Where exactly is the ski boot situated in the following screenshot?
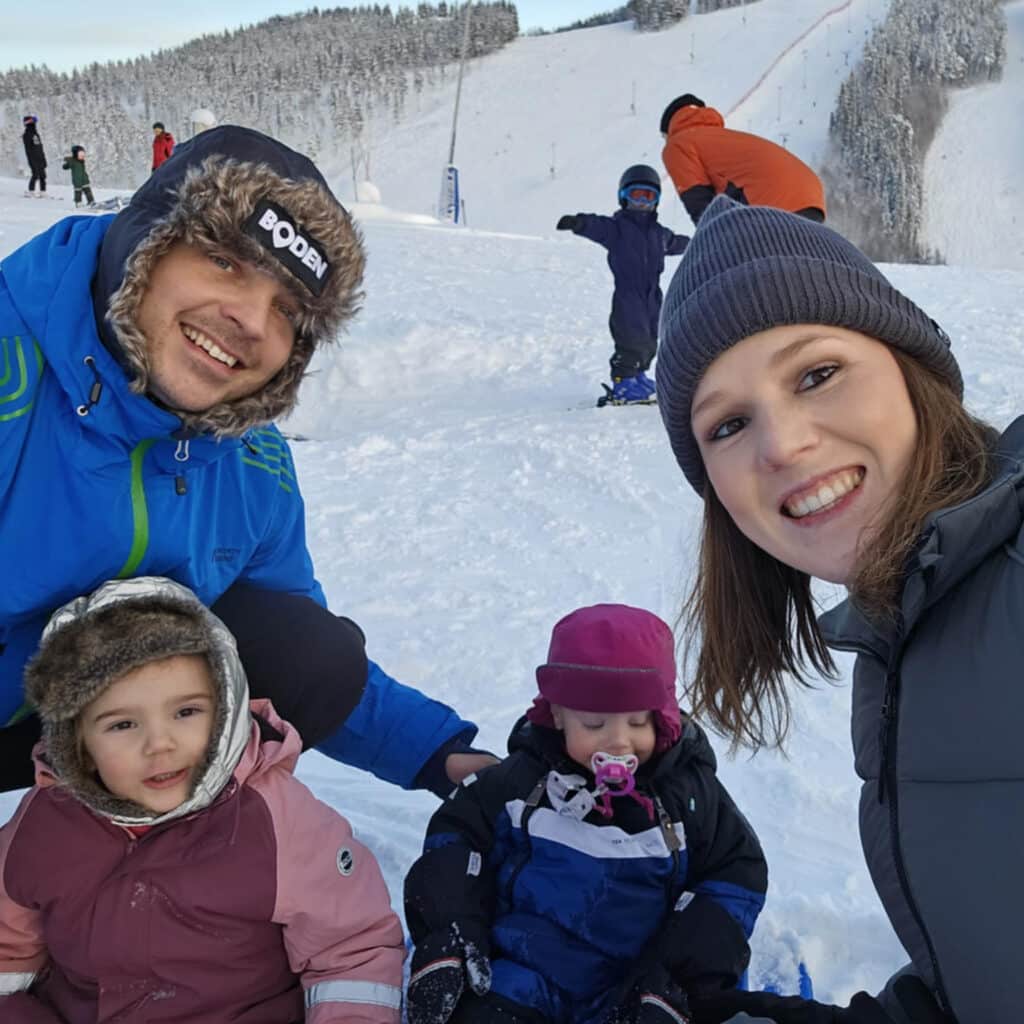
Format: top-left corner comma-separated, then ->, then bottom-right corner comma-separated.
598,373 -> 658,407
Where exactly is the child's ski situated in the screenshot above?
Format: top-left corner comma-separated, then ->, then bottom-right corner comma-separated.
596,384 -> 658,408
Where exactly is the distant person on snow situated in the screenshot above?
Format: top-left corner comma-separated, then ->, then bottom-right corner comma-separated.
62,144 -> 95,207
21,115 -> 47,196
659,94 -> 825,227
0,125 -> 496,808
404,603 -> 766,1024
557,164 -> 689,406
152,120 -> 175,171
0,577 -> 404,1023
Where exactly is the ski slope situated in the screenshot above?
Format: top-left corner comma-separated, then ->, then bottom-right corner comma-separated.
921,0 -> 1024,270
339,0 -> 889,238
2,0 -> 1023,1001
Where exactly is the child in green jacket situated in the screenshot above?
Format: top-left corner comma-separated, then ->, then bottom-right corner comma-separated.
62,145 -> 95,207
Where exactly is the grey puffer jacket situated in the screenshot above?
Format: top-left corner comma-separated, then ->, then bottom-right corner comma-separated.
818,415 -> 1024,1024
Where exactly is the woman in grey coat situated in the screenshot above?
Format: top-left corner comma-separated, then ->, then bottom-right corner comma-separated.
654,196 -> 1019,1024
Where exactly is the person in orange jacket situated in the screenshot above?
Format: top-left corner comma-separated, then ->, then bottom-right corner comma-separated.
659,94 -> 825,228
151,121 -> 175,170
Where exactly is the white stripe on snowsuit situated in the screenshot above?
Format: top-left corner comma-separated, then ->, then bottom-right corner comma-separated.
305,979 -> 403,1010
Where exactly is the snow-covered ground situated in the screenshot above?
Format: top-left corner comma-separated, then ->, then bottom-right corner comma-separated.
1,0 -> 1022,1002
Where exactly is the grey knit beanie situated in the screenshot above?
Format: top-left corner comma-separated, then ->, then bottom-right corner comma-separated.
656,196 -> 963,494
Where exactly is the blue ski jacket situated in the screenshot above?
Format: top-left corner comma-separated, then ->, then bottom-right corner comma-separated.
405,718 -> 766,1023
571,209 -> 688,347
0,214 -> 472,787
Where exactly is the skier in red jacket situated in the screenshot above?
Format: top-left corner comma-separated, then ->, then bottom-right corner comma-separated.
151,121 -> 175,171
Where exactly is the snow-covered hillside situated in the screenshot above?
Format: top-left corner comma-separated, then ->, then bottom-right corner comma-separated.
1,0 -> 1022,1002
922,0 -> 1024,270
344,0 -> 889,239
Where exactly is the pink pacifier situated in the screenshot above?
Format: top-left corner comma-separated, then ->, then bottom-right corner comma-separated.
592,752 -> 638,794
590,752 -> 653,819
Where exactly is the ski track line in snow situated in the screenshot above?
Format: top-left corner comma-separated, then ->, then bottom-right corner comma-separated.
726,0 -> 854,119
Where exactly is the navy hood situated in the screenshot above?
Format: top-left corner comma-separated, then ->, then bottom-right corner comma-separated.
92,126 -> 337,319
90,125 -> 366,437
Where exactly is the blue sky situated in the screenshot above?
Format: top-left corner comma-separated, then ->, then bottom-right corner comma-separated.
1,1 -> 619,74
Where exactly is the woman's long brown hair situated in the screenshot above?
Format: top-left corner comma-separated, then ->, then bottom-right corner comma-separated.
681,349 -> 998,751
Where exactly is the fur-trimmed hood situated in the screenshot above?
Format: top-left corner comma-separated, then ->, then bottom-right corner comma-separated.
92,125 -> 365,437
24,577 -> 252,826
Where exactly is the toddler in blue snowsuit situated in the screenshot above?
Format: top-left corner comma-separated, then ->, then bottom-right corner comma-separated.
557,165 -> 689,406
404,604 -> 766,1024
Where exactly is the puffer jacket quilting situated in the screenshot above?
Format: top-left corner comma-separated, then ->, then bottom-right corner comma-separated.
820,415 -> 1024,1024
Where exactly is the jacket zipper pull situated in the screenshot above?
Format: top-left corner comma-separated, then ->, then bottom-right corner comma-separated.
173,439 -> 190,496
877,673 -> 898,804
654,795 -> 681,852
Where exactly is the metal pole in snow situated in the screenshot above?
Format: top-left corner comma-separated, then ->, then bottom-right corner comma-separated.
447,2 -> 474,165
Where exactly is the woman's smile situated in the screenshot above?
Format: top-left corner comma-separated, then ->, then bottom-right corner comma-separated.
693,325 -> 918,584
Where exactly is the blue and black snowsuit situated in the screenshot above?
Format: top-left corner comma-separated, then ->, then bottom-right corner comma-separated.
569,209 -> 688,379
405,717 -> 766,1024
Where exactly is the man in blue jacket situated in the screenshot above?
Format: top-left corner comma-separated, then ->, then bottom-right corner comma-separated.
0,125 -> 493,795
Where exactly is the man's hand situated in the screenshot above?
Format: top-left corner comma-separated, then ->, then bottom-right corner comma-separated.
556,214 -> 580,231
690,977 -> 953,1024
690,990 -> 843,1023
445,751 -> 500,786
406,922 -> 492,1024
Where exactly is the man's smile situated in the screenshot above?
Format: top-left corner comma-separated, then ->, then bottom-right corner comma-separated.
181,323 -> 241,369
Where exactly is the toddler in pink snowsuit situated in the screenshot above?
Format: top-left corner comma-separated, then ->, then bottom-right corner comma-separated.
0,576 -> 404,1024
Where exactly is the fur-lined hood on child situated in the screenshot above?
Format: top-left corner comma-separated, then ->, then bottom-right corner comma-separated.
25,575 -> 255,825
0,577 -> 404,1024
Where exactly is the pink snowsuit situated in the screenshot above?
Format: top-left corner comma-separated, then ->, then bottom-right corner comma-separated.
0,581 -> 404,1024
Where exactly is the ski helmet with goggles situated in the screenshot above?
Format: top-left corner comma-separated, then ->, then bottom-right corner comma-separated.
618,164 -> 662,210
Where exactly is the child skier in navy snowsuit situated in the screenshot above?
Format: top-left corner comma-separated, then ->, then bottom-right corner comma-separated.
557,165 -> 689,406
404,604 -> 766,1024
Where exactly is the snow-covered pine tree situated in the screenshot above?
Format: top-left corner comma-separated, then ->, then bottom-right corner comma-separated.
824,0 -> 1006,261
0,2 -> 518,190
630,0 -> 690,32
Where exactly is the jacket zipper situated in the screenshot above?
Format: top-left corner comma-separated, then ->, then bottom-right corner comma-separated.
115,439 -> 157,578
506,777 -> 546,898
653,793 -> 681,904
876,642 -> 952,1011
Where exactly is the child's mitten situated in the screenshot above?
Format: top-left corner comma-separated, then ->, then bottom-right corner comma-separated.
406,921 -> 491,1024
